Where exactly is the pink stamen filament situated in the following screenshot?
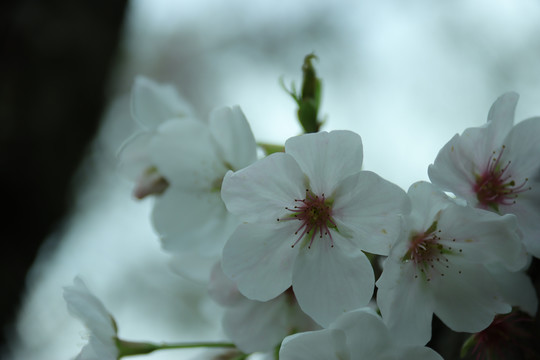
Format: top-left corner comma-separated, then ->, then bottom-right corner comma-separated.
404,222 -> 462,281
474,146 -> 531,210
277,189 -> 336,249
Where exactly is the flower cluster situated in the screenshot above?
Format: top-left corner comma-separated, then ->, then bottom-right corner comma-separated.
118,76 -> 258,282
64,70 -> 539,360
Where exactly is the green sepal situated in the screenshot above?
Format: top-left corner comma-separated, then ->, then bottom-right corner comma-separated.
116,338 -> 159,358
460,333 -> 477,358
273,342 -> 281,360
258,142 -> 285,155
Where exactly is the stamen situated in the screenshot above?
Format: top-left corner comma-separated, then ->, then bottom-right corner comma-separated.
404,221 -> 462,280
280,189 -> 337,249
474,145 -> 531,211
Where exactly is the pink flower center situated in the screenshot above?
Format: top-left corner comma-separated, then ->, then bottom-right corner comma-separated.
474,145 -> 531,211
404,220 -> 462,281
277,189 -> 337,249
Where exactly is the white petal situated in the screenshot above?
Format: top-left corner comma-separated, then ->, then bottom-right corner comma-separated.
64,278 -> 118,360
63,277 -> 116,338
333,171 -> 409,255
152,189 -> 237,256
331,308 -> 390,359
487,264 -> 538,316
406,181 -> 453,230
504,117 -> 540,176
485,92 -> 518,144
376,257 -> 435,346
437,205 -> 525,271
170,252 -> 220,284
149,119 -> 225,190
509,193 -> 540,257
223,295 -> 291,353
131,76 -> 195,129
428,128 -> 492,205
209,106 -> 257,171
208,261 -> 244,306
292,236 -> 374,327
279,329 -> 349,360
221,153 -> 306,223
469,93 -> 515,163
432,261 -> 511,333
428,134 -> 475,201
399,347 -> 444,360
116,131 -> 154,181
76,335 -> 118,360
222,223 -> 298,301
285,131 -> 363,196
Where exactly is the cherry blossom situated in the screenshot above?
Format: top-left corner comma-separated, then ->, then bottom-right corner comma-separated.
279,308 -> 443,360
64,277 -> 119,360
117,76 -> 196,198
376,181 -> 526,346
118,77 -> 258,280
428,92 -> 540,257
221,130 -> 409,326
149,106 -> 257,262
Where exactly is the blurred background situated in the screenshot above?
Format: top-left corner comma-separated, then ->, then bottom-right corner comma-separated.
2,0 -> 540,359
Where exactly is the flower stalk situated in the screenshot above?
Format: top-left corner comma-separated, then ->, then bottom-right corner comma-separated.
116,338 -> 237,358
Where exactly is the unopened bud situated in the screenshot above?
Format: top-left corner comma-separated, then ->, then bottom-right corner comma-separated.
281,53 -> 323,134
460,310 -> 536,359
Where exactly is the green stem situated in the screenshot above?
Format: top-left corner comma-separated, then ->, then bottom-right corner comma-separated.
154,341 -> 236,350
116,338 -> 236,358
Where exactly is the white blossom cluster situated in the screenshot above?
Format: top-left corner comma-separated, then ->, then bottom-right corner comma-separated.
64,77 -> 540,360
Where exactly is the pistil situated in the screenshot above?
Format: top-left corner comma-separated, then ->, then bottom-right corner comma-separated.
474,146 -> 531,211
404,220 -> 459,281
277,189 -> 337,249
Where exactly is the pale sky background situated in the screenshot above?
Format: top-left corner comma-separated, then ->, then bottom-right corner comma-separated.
6,0 -> 540,359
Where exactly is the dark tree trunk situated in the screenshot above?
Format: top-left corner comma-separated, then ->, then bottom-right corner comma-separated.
0,0 -> 128,349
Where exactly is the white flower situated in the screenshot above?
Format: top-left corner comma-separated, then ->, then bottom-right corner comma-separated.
117,76 -> 196,198
279,308 -> 443,360
376,181 -> 525,346
118,77 -> 258,280
208,262 -> 318,353
64,277 -> 118,360
428,92 -> 540,257
149,106 -> 257,261
221,130 -> 409,326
